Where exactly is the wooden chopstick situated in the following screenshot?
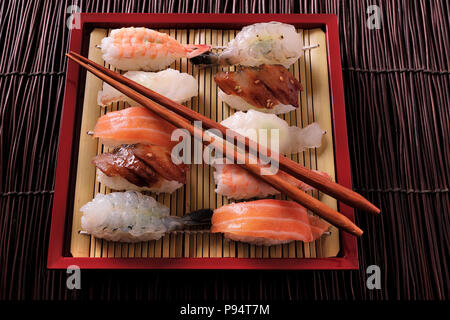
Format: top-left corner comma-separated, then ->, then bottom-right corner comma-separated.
66,52 -> 364,237
68,51 -> 380,216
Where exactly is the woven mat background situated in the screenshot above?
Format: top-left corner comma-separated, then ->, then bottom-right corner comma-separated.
0,0 -> 448,300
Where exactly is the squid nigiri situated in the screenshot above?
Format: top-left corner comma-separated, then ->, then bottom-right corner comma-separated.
98,69 -> 198,106
80,191 -> 212,242
215,64 -> 303,114
100,27 -> 209,71
211,199 -> 330,246
213,161 -> 331,200
93,144 -> 188,194
190,22 -> 303,68
220,109 -> 324,154
93,106 -> 178,148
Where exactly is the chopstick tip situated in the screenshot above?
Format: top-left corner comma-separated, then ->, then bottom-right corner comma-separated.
354,228 -> 363,237
366,203 -> 381,215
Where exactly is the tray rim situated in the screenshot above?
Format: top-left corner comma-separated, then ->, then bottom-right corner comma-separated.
48,13 -> 358,270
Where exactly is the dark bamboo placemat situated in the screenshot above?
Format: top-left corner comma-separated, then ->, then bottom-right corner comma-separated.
0,0 -> 448,300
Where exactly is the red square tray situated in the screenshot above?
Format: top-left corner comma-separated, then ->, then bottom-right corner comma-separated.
47,13 -> 358,269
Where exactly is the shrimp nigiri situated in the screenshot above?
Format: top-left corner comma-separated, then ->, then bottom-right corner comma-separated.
213,161 -> 331,200
190,22 -> 303,68
100,27 -> 209,71
93,106 -> 178,148
211,199 -> 330,246
80,191 -> 213,242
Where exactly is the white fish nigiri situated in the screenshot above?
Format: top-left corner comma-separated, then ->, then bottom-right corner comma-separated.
222,22 -> 303,67
191,22 -> 303,68
80,191 -> 212,243
220,109 -> 324,154
97,69 -> 198,106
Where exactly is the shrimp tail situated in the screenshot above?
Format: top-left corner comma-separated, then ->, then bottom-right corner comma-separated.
181,209 -> 214,226
162,209 -> 213,232
185,44 -> 212,58
189,51 -> 222,67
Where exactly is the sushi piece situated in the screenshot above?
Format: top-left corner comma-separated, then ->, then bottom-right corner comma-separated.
93,106 -> 178,148
97,69 -> 198,106
100,27 -> 209,71
218,91 -> 295,115
190,22 -> 303,68
96,170 -> 183,194
80,191 -> 213,242
213,161 -> 331,200
93,144 -> 188,194
211,199 -> 330,245
220,109 -> 324,154
215,64 -> 302,114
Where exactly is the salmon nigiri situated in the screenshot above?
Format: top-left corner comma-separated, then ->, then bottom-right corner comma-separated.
213,161 -> 331,200
93,106 -> 178,148
211,199 -> 330,245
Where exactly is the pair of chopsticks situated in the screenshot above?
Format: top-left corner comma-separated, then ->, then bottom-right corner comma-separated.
67,51 -> 380,237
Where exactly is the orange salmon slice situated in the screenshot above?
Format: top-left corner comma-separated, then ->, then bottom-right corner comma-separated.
93,106 -> 179,148
212,199 -> 330,243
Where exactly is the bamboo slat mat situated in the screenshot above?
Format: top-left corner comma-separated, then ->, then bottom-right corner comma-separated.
69,27 -> 339,259
0,0 -> 448,300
